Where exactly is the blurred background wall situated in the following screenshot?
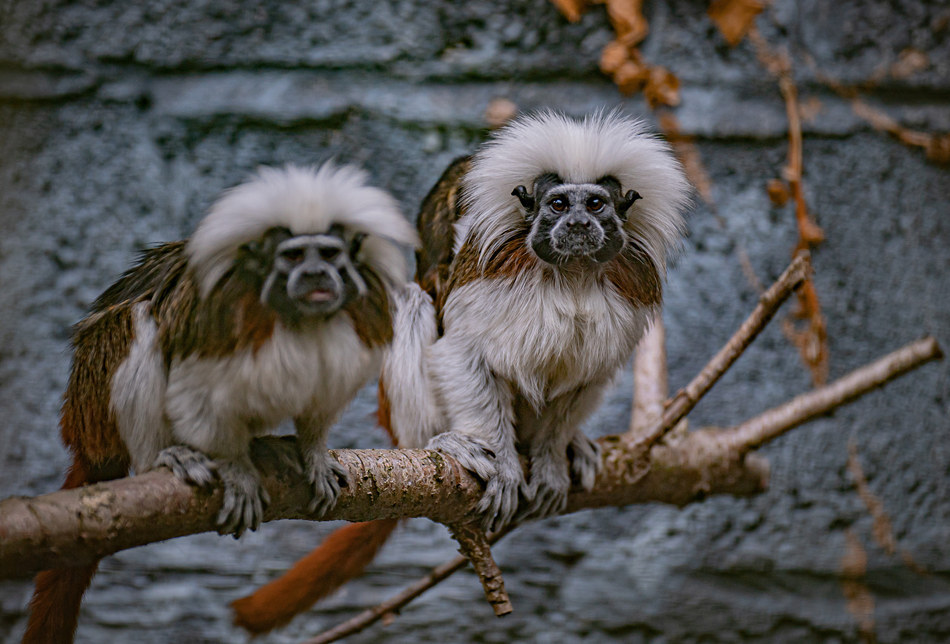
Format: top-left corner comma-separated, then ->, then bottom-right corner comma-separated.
1,1 -> 948,642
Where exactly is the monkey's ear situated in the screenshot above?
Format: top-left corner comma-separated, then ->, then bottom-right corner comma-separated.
617,189 -> 642,221
512,185 -> 535,212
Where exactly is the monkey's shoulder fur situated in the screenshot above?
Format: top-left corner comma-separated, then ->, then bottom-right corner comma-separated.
64,239 -> 392,470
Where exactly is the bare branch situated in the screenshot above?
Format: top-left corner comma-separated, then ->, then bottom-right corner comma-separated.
448,523 -> 512,616
628,251 -> 811,452
0,429 -> 770,580
722,337 -> 942,453
629,311 -> 668,437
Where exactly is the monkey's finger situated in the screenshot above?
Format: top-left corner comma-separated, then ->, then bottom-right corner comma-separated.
328,456 -> 349,488
154,445 -> 219,490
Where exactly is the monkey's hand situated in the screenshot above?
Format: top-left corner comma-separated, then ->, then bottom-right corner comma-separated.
154,444 -> 218,489
567,431 -> 602,492
302,449 -> 348,516
216,457 -> 269,539
427,432 -> 523,533
516,450 -> 571,522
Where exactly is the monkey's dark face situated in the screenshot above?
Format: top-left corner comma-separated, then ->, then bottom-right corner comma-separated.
513,174 -> 640,266
239,225 -> 367,325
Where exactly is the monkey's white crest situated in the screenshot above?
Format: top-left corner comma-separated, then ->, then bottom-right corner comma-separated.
188,163 -> 418,295
457,110 -> 690,272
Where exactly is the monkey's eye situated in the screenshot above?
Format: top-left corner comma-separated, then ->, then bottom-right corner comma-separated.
320,246 -> 342,261
550,197 -> 567,212
280,248 -> 305,264
587,197 -> 605,213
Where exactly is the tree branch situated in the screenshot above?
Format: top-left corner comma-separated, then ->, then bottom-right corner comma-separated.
627,250 -> 811,452
629,311 -> 668,437
0,427 -> 771,580
722,336 -> 943,453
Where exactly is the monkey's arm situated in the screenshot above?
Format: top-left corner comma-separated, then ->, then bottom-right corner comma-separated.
294,413 -> 349,515
426,335 -> 523,533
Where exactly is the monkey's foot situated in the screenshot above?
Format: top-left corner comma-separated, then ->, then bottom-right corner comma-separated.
304,450 -> 348,516
567,432 -> 602,491
154,444 -> 217,489
216,459 -> 270,539
427,432 -> 522,533
516,455 -> 570,522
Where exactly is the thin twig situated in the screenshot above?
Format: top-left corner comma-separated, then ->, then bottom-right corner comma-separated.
629,311 -> 668,437
302,529 -> 511,644
748,24 -> 829,385
448,523 -> 512,617
628,251 -> 811,451
723,337 -> 942,453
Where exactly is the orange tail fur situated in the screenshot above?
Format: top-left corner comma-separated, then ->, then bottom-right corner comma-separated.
23,457 -> 128,644
231,519 -> 400,634
231,382 -> 401,634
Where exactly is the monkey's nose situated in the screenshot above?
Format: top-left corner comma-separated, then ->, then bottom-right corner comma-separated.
566,215 -> 592,229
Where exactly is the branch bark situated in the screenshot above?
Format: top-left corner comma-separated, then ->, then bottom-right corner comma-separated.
0,428 -> 769,580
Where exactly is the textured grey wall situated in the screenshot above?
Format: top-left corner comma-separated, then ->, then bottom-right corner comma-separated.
1,1 -> 948,642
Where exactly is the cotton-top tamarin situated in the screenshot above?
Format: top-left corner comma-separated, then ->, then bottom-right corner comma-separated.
231,111 -> 690,633
22,163 -> 417,644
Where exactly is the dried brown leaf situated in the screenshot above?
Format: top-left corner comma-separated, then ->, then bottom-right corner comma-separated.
549,0 -> 589,22
766,178 -> 790,206
613,58 -> 650,94
606,0 -> 648,45
600,39 -> 629,74
484,98 -> 518,129
643,65 -> 681,108
783,279 -> 828,386
708,0 -> 765,47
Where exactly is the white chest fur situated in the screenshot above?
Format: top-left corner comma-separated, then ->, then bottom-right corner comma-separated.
165,317 -> 378,431
113,303 -> 379,468
440,271 -> 653,408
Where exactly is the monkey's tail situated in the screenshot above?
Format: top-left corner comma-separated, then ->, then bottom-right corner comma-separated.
22,457 -> 127,644
380,282 -> 442,448
231,519 -> 400,634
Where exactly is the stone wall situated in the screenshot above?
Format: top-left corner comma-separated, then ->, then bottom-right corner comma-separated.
1,1 -> 948,642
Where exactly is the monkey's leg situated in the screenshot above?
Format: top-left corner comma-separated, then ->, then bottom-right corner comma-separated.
154,443 -> 267,537
566,430 -> 603,492
295,415 -> 348,516
427,341 -> 522,533
216,455 -> 270,538
517,383 -> 607,522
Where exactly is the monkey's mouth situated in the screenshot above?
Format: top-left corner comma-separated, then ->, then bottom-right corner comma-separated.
305,288 -> 337,303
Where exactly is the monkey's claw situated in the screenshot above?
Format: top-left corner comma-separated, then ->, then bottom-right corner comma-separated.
216,459 -> 269,539
516,455 -> 571,522
427,432 -> 522,532
154,444 -> 217,489
477,471 -> 523,533
304,451 -> 348,516
567,432 -> 602,491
